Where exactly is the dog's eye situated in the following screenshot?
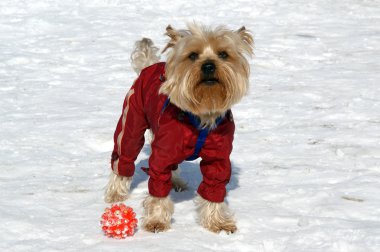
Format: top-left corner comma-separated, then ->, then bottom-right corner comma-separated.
188,52 -> 199,61
218,51 -> 228,59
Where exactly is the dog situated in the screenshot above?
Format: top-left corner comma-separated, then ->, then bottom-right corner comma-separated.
104,23 -> 253,234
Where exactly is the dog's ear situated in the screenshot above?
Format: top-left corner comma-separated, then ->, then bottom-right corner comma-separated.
162,25 -> 182,53
236,26 -> 254,56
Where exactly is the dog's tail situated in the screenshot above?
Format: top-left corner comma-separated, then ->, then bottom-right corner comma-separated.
130,38 -> 160,75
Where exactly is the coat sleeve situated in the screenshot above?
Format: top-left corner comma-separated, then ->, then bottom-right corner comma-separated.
197,119 -> 235,202
111,74 -> 149,177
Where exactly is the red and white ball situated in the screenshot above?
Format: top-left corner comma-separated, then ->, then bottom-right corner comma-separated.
100,203 -> 138,239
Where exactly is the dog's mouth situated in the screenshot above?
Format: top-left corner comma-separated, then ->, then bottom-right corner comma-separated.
200,77 -> 219,86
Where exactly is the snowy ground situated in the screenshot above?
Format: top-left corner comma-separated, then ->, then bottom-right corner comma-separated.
1,0 -> 380,251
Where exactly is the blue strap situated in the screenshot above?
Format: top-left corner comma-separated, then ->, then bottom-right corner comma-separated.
185,111 -> 202,130
185,128 -> 209,161
160,98 -> 224,161
185,111 -> 224,161
160,98 -> 170,114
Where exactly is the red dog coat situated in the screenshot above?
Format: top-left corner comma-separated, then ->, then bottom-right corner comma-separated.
111,62 -> 235,202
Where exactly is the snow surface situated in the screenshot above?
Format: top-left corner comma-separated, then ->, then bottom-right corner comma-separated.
1,0 -> 380,251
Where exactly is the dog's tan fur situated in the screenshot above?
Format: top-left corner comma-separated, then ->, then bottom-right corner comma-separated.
131,38 -> 160,74
195,195 -> 237,233
142,195 -> 174,232
104,23 -> 253,233
104,173 -> 132,203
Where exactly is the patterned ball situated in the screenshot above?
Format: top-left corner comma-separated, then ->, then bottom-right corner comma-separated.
100,203 -> 138,238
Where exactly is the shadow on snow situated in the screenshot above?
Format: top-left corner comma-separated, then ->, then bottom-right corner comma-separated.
130,145 -> 241,204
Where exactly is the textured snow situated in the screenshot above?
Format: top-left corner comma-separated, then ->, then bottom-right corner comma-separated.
1,0 -> 380,251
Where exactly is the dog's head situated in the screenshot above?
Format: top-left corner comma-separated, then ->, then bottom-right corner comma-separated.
160,23 -> 254,121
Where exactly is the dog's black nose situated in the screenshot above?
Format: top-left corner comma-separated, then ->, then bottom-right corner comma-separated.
201,62 -> 216,75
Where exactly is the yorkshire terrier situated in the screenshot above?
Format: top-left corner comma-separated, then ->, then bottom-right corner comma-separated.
104,23 -> 253,234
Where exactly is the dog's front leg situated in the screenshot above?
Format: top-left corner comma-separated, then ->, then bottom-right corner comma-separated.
196,156 -> 237,234
195,195 -> 237,234
142,194 -> 174,232
104,173 -> 133,203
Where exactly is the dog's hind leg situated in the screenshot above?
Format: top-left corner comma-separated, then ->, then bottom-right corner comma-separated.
171,167 -> 188,192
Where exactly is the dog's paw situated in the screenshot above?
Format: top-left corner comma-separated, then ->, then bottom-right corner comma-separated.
142,195 -> 174,233
104,191 -> 128,203
143,221 -> 170,233
200,215 -> 238,234
171,169 -> 188,192
172,180 -> 188,192
195,196 -> 237,234
207,222 -> 237,234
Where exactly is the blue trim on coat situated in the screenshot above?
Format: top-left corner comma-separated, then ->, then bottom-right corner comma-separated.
161,98 -> 224,161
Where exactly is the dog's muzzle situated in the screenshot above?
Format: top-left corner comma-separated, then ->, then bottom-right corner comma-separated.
201,61 -> 218,85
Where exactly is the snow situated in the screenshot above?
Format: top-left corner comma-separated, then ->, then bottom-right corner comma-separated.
1,0 -> 380,251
